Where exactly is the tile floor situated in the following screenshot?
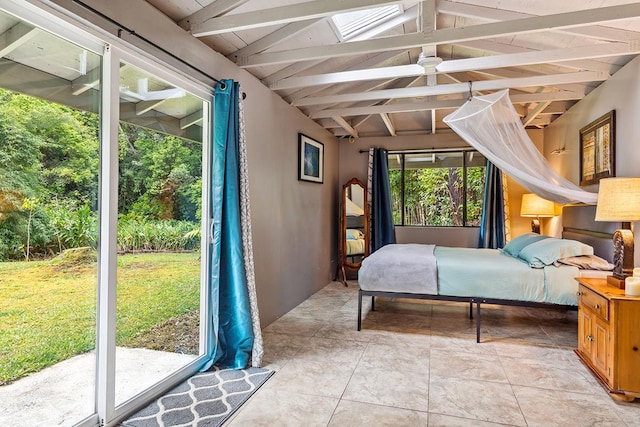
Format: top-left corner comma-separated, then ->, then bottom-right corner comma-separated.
225,281 -> 640,426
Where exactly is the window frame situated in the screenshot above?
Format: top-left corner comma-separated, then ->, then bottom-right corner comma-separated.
329,5 -> 403,41
389,149 -> 485,228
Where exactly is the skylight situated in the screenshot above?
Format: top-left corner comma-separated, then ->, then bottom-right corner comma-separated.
331,5 -> 402,41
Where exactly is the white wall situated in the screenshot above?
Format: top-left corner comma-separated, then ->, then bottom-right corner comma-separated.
50,0 -> 340,327
545,55 -> 640,264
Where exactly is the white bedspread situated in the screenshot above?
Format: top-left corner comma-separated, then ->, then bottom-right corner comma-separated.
358,244 -> 438,294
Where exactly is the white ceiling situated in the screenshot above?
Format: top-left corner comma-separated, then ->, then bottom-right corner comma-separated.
145,0 -> 640,139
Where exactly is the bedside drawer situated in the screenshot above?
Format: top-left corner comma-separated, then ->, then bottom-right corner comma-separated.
579,285 -> 609,320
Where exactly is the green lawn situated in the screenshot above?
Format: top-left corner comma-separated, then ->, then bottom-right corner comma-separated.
0,252 -> 200,385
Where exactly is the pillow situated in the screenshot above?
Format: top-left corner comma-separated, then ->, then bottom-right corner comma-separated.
500,233 -> 550,258
554,254 -> 614,270
518,238 -> 594,268
346,229 -> 363,240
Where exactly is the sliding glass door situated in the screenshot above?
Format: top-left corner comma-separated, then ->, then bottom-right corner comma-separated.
114,60 -> 207,407
0,8 -> 102,425
0,2 -> 212,425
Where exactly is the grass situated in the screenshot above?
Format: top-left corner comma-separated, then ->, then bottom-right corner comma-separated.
0,252 -> 200,385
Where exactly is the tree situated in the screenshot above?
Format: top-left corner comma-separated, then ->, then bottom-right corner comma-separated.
21,197 -> 39,261
0,87 -> 203,260
0,90 -> 43,209
118,123 -> 201,220
24,100 -> 99,206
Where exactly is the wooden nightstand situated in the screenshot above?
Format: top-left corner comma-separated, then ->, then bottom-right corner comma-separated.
575,277 -> 640,402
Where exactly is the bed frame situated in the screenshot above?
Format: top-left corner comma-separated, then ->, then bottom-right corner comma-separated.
357,205 -> 617,343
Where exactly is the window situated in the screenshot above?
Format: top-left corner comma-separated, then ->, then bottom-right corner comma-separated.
331,5 -> 402,40
388,150 -> 487,227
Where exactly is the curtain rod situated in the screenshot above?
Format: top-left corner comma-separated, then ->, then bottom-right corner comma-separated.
70,0 -> 247,100
359,147 -> 476,154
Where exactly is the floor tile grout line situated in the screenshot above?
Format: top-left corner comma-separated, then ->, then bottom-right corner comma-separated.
325,341 -> 372,426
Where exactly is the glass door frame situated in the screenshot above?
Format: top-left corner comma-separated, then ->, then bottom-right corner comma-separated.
0,1 -> 214,426
101,44 -> 213,426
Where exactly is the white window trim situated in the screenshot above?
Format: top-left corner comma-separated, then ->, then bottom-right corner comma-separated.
330,4 -> 403,41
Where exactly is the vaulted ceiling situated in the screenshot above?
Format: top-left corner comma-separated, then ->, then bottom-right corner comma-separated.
146,0 -> 640,139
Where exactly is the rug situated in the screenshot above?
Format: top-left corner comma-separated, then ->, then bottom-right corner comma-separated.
121,366 -> 273,427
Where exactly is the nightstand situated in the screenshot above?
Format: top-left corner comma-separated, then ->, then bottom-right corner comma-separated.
575,277 -> 640,402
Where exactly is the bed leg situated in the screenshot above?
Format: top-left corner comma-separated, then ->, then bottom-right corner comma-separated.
371,296 -> 375,311
476,302 -> 481,343
357,291 -> 363,331
469,302 -> 473,319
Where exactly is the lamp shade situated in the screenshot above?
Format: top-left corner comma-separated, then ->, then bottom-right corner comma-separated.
595,177 -> 640,221
520,193 -> 556,217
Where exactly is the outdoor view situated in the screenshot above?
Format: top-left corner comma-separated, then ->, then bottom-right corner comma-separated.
388,151 -> 486,226
0,6 -> 210,424
0,87 -> 203,415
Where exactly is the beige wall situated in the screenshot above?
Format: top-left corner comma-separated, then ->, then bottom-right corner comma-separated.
51,0 -> 340,327
507,129 -> 548,238
544,55 -> 640,264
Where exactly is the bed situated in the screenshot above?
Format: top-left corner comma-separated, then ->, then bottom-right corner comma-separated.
345,228 -> 365,256
345,197 -> 366,257
356,205 -> 616,342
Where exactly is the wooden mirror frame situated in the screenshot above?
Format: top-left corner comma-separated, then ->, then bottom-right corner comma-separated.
337,177 -> 369,286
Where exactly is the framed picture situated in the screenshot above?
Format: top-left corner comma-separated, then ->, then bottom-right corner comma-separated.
579,110 -> 615,186
298,133 -> 324,183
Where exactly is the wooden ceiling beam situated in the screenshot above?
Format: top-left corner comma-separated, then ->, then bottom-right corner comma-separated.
178,0 -> 250,30
295,70 -> 606,107
332,116 -> 359,137
229,19 -> 323,59
270,42 -> 631,90
380,113 -> 397,136
437,0 -> 640,42
238,3 -> 640,67
309,90 -> 584,119
457,39 -> 615,74
0,22 -> 39,57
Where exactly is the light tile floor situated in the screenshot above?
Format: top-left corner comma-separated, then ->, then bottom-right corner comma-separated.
226,281 -> 640,426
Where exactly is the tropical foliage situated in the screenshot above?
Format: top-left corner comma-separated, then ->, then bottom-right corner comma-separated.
389,160 -> 486,227
0,88 -> 202,260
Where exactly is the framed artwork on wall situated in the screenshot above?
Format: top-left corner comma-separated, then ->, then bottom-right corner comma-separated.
298,133 -> 324,183
579,110 -> 615,186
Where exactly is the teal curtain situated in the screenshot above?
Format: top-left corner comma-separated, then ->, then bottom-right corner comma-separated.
204,79 -> 254,370
478,160 -> 506,249
371,148 -> 396,251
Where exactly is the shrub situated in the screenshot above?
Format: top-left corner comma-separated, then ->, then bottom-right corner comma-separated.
117,218 -> 200,253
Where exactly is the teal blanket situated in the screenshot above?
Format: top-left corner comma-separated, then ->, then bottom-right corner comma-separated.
436,246 -> 579,305
358,245 -> 580,306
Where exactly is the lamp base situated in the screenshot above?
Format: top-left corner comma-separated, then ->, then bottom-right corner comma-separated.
607,275 -> 626,289
530,219 -> 540,234
609,228 -> 634,290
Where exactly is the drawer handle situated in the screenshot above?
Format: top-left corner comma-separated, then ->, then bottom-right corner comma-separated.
594,303 -> 601,309
576,291 -> 583,296
587,335 -> 594,342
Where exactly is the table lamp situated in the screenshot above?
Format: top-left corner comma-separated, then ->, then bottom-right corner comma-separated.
520,193 -> 557,234
595,177 -> 640,288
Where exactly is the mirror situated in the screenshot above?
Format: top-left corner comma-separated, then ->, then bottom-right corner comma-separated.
337,177 -> 369,286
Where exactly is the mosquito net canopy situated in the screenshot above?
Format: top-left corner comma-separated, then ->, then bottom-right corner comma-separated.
443,89 -> 598,205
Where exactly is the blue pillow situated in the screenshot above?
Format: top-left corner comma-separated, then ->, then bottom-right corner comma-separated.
500,233 -> 549,258
518,238 -> 594,268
